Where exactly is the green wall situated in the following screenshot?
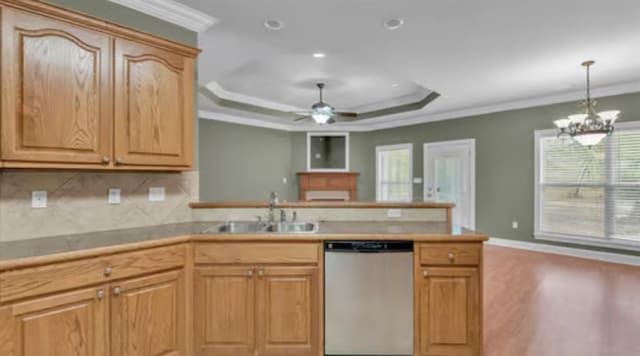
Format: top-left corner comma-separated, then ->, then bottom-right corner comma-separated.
199,120 -> 297,201
44,0 -> 197,46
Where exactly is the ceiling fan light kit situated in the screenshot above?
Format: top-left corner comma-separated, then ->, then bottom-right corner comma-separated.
295,83 -> 359,125
554,60 -> 620,146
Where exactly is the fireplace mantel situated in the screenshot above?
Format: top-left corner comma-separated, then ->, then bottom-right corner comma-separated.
297,172 -> 359,201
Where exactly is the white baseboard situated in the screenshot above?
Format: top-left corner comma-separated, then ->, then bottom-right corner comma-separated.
488,237 -> 640,267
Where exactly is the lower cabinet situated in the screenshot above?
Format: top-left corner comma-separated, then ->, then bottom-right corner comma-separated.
0,270 -> 185,356
2,287 -> 107,356
111,270 -> 186,356
417,267 -> 481,356
194,265 -> 320,356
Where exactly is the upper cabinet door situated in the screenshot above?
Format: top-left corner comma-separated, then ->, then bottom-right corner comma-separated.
0,8 -> 112,165
114,39 -> 194,169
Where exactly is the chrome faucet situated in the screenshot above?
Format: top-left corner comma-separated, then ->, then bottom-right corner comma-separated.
268,192 -> 279,224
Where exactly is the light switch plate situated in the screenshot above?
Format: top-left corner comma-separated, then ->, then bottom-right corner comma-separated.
282,177 -> 288,184
512,221 -> 519,229
148,187 -> 165,202
108,188 -> 121,205
32,190 -> 47,208
387,209 -> 403,218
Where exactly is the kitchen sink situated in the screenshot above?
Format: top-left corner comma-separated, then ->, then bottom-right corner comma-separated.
205,221 -> 318,234
265,222 -> 318,233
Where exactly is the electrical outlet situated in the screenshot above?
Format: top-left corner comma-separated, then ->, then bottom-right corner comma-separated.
108,188 -> 121,205
32,190 -> 47,208
148,187 -> 165,202
512,221 -> 519,229
387,209 -> 403,218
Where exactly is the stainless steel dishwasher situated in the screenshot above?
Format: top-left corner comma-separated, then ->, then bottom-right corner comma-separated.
324,240 -> 413,356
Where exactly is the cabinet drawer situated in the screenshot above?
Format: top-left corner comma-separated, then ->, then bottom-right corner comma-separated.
195,242 -> 320,264
0,245 -> 185,303
419,243 -> 481,266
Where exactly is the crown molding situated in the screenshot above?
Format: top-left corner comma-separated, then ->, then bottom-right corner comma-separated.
205,82 -> 305,113
108,0 -> 217,32
198,81 -> 640,132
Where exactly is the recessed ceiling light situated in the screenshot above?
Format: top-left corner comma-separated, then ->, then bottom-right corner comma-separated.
391,83 -> 400,88
264,20 -> 284,31
313,53 -> 326,59
384,18 -> 405,30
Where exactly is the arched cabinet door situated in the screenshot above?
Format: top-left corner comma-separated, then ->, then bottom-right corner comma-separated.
114,39 -> 194,169
1,7 -> 112,165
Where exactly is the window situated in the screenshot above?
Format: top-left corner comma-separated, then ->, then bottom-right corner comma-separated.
376,144 -> 413,202
535,122 -> 640,250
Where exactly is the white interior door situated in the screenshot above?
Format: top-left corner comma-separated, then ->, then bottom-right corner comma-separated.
424,140 -> 475,229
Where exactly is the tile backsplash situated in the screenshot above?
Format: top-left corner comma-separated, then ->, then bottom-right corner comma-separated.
0,170 -> 198,242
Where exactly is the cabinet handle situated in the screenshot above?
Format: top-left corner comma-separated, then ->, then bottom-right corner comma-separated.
113,287 -> 122,296
96,289 -> 105,300
448,252 -> 455,261
102,156 -> 110,164
258,269 -> 264,278
423,270 -> 429,278
104,266 -> 113,277
115,158 -> 124,165
247,270 -> 253,277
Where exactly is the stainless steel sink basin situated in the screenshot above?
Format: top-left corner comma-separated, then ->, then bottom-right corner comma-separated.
205,221 -> 318,234
265,222 -> 318,233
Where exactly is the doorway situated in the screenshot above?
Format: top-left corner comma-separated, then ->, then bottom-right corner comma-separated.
423,139 -> 476,229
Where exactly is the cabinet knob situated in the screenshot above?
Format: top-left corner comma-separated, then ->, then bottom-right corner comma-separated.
423,270 -> 429,278
102,156 -> 110,164
96,289 -> 105,300
112,287 -> 122,296
115,158 -> 124,165
247,270 -> 253,277
258,269 -> 264,278
104,266 -> 113,277
448,252 -> 455,261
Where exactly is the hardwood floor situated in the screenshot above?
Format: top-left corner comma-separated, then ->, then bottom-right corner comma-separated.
484,245 -> 640,356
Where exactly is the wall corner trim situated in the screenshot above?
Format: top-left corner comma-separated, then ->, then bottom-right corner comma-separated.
108,0 -> 217,32
488,237 -> 640,266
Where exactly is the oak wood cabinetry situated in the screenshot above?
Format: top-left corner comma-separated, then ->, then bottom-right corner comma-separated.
194,242 -> 323,356
0,244 -> 189,356
415,243 -> 483,356
0,0 -> 198,171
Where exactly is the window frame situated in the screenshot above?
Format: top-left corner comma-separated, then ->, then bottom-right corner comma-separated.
534,121 -> 640,251
375,143 -> 413,202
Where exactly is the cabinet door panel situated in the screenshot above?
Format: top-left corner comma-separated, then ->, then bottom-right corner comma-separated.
111,270 -> 185,356
418,267 -> 480,356
114,39 -> 193,168
194,267 -> 255,356
1,8 -> 111,165
256,266 -> 319,356
0,287 -> 107,356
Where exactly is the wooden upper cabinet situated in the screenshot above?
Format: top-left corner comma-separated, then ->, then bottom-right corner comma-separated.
255,266 -> 319,356
110,270 -> 186,356
114,39 -> 194,169
0,7 -> 112,166
0,287 -> 107,356
418,267 -> 480,356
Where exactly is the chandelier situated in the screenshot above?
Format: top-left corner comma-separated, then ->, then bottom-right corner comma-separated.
554,60 -> 620,146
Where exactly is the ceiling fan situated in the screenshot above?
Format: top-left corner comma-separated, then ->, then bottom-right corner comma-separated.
294,83 -> 358,124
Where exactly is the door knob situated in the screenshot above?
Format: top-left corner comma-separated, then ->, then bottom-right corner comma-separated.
247,270 -> 253,277
422,270 -> 429,278
115,158 -> 124,165
258,269 -> 264,278
96,289 -> 105,300
104,266 -> 113,277
448,252 -> 455,261
112,287 -> 122,296
102,156 -> 110,164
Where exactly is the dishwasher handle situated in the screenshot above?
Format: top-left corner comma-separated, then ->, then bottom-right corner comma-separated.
325,240 -> 413,253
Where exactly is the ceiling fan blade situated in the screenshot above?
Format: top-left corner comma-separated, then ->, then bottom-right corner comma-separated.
294,115 -> 312,122
334,111 -> 358,118
327,118 -> 337,124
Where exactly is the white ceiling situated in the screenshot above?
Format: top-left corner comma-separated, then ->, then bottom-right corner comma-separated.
176,0 -> 640,130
